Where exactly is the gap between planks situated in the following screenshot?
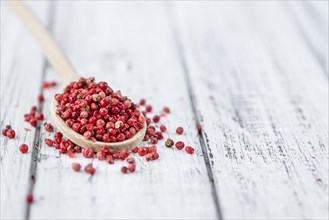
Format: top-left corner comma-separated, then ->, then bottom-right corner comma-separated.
166,3 -> 223,219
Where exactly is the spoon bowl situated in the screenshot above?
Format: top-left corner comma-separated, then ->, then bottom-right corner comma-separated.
50,87 -> 147,152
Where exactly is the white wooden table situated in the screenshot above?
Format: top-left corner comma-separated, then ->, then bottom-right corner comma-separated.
1,1 -> 328,219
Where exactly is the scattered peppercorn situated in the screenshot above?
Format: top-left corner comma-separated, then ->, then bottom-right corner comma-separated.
84,163 -> 96,174
121,166 -> 128,173
127,163 -> 136,172
26,193 -> 33,204
165,138 -> 174,148
185,146 -> 194,154
44,122 -> 54,132
38,94 -> 44,102
138,147 -> 148,156
6,129 -> 16,139
162,106 -> 170,113
19,144 -> 29,153
175,141 -> 185,150
72,162 -> 81,171
160,124 -> 167,132
176,127 -> 184,135
145,105 -> 152,112
153,115 -> 160,123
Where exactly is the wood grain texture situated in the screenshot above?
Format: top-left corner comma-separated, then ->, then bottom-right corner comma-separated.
1,1 -> 328,219
28,2 -> 218,219
0,2 -> 49,219
172,1 -> 328,219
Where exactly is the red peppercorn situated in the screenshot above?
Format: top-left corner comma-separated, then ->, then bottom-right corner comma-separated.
2,128 -> 8,136
162,106 -> 170,113
19,144 -> 29,153
175,141 -> 185,150
96,151 -> 105,160
131,147 -> 139,153
138,147 -> 148,156
38,94 -> 44,102
44,138 -> 53,146
82,147 -> 94,158
6,129 -> 15,139
160,125 -> 167,132
36,113 -> 44,120
153,115 -> 160,123
121,166 -> 128,173
44,122 -> 54,132
127,163 -> 136,172
26,193 -> 33,204
54,132 -> 63,140
106,154 -> 114,164
30,118 -> 38,127
84,163 -> 96,175
150,137 -> 158,144
72,162 -> 81,171
145,153 -> 153,161
152,152 -> 159,160
176,127 -> 184,135
185,146 -> 195,154
145,105 -> 152,112
139,99 -> 146,105
148,145 -> 157,153
153,131 -> 164,140
126,157 -> 135,164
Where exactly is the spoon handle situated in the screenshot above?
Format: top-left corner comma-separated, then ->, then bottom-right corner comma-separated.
6,1 -> 80,84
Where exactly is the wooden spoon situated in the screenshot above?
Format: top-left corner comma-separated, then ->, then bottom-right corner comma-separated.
7,1 -> 146,151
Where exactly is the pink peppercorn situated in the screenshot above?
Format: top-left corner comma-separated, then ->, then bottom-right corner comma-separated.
185,146 -> 194,154
82,147 -> 94,158
84,163 -> 96,175
131,147 -> 139,153
44,139 -> 53,146
146,105 -> 152,112
176,127 -> 184,135
127,163 -> 136,172
150,137 -> 158,144
145,153 -> 153,161
126,157 -> 135,164
26,193 -> 33,204
19,144 -> 29,153
160,124 -> 167,132
139,99 -> 146,105
162,106 -> 170,113
38,94 -> 44,102
30,118 -> 38,127
138,147 -> 148,156
148,145 -> 157,153
72,162 -> 81,171
44,122 -> 54,132
2,128 -> 8,136
153,115 -> 160,123
106,154 -> 114,164
152,152 -> 159,160
6,129 -> 16,139
36,113 -> 44,120
175,141 -> 185,150
121,166 -> 128,173
96,151 -> 105,160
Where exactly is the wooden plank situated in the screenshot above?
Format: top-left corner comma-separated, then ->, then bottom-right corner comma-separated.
29,2 -> 218,219
0,1 -> 50,219
288,1 -> 328,74
172,1 -> 328,219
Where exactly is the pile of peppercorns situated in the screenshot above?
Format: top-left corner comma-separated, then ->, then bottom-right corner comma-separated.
54,77 -> 145,143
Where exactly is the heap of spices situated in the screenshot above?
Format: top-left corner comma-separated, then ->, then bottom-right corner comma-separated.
54,77 -> 145,143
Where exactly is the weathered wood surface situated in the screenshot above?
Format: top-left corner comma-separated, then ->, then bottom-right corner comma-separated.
1,1 -> 328,219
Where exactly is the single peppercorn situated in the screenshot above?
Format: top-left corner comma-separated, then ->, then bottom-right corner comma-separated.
148,145 -> 157,153
2,128 -> 8,136
153,115 -> 160,123
6,129 -> 16,139
19,144 -> 29,153
176,127 -> 184,135
38,94 -> 44,102
165,138 -> 174,148
139,99 -> 146,106
121,166 -> 128,173
72,162 -> 81,171
145,105 -> 152,112
160,125 -> 167,132
82,147 -> 94,158
44,122 -> 54,132
84,163 -> 96,175
26,193 -> 33,204
131,147 -> 139,153
138,147 -> 148,156
162,106 -> 170,113
127,163 -> 136,172
185,146 -> 195,154
126,157 -> 135,164
45,139 -> 53,146
175,141 -> 185,150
